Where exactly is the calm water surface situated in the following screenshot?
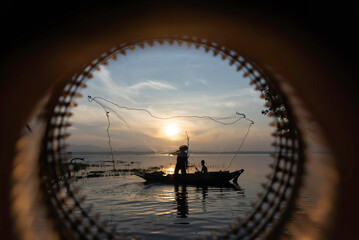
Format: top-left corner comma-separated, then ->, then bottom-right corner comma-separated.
69,153 -> 273,239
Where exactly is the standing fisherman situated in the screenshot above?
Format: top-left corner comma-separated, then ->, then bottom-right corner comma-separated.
174,145 -> 188,175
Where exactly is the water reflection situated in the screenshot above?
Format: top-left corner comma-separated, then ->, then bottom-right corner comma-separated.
197,184 -> 208,201
174,185 -> 188,218
197,185 -> 208,212
173,183 -> 244,219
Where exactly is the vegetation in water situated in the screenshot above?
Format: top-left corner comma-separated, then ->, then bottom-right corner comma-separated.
59,161 -> 164,179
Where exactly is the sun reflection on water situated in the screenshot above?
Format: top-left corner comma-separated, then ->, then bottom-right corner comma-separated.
167,167 -> 175,174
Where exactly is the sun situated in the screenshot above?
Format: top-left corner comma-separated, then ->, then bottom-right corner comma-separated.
163,123 -> 179,138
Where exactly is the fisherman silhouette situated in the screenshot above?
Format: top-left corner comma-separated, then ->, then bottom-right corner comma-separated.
174,145 -> 188,175
200,160 -> 208,173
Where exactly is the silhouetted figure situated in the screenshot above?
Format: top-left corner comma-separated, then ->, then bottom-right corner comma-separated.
200,160 -> 208,173
175,145 -> 188,175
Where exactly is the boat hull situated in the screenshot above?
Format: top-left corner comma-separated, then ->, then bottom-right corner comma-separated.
135,169 -> 244,185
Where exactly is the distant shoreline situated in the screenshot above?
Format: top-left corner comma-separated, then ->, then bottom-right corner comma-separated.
62,151 -> 274,155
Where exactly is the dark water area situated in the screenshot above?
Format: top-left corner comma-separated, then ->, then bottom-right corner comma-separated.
67,153 -> 273,239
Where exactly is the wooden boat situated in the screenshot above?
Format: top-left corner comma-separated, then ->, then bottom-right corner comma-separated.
135,169 -> 244,185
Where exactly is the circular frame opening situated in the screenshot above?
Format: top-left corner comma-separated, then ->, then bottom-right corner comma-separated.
39,37 -> 304,239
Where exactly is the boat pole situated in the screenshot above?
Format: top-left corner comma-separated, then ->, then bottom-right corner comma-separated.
186,131 -> 196,173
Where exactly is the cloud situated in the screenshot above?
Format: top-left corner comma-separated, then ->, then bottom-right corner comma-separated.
124,80 -> 177,95
199,79 -> 208,86
95,66 -> 112,85
221,101 -> 238,108
90,66 -> 177,103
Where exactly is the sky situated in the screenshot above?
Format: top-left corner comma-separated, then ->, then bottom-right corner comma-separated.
67,43 -> 274,153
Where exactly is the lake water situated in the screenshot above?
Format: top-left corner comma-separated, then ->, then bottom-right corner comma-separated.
68,153 -> 273,239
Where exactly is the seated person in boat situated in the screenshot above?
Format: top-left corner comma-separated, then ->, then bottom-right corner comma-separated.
174,145 -> 188,175
200,160 -> 208,173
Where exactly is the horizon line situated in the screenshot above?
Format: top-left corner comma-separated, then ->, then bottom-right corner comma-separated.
63,150 -> 275,155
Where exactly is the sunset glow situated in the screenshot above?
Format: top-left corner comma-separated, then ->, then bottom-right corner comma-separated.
163,123 -> 179,138
167,167 -> 175,174
67,44 -> 273,152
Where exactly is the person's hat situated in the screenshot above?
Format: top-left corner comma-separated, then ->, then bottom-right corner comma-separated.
179,145 -> 188,150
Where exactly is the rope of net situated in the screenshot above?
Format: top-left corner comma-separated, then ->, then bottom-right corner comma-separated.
88,95 -> 254,171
